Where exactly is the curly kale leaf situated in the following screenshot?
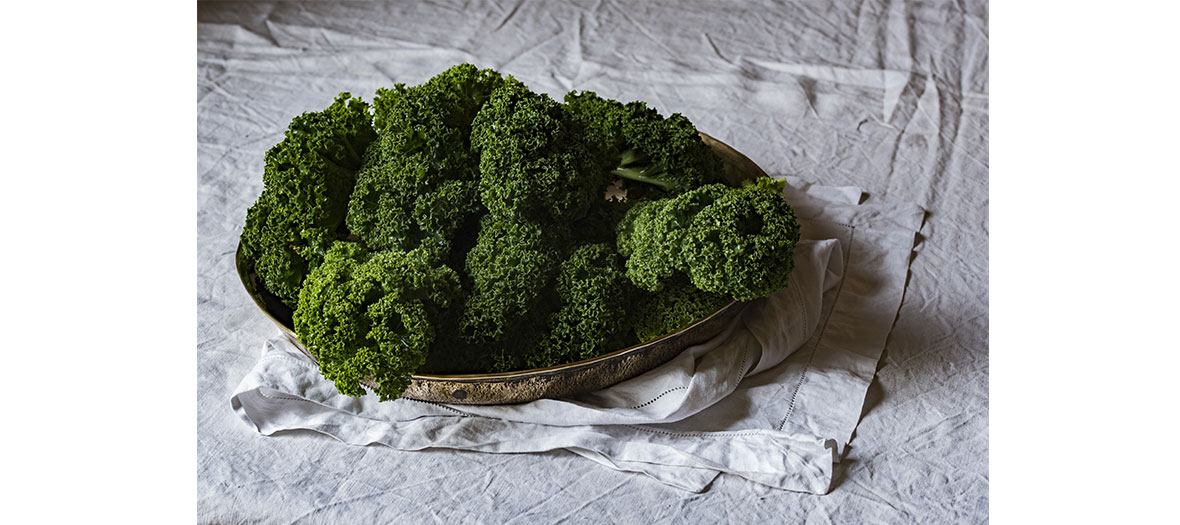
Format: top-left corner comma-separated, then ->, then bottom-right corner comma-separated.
460,214 -> 566,349
523,243 -> 639,369
633,278 -> 731,343
682,178 -> 801,300
346,151 -> 483,263
241,93 -> 378,305
563,90 -> 724,199
617,178 -> 801,301
293,242 -> 461,401
615,184 -> 729,291
472,78 -> 606,224
371,63 -> 504,139
562,90 -> 630,167
347,64 -> 501,261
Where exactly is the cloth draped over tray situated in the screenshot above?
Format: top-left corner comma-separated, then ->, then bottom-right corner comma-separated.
232,177 -> 923,493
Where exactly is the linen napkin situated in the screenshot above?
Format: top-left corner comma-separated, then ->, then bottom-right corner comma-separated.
231,177 -> 923,493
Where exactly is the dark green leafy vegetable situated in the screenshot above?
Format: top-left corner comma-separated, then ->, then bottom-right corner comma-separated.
522,243 -> 639,369
458,77 -> 619,370
683,177 -> 801,300
564,90 -> 724,199
617,178 -> 801,301
633,278 -> 732,343
460,214 -> 565,347
293,242 -> 460,401
616,184 -> 729,291
241,64 -> 801,401
347,64 -> 502,264
240,93 -> 378,305
472,78 -> 606,224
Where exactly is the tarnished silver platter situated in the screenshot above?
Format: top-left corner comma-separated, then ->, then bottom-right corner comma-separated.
236,133 -> 767,404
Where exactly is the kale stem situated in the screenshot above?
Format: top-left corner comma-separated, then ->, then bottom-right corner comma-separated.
612,168 -> 674,190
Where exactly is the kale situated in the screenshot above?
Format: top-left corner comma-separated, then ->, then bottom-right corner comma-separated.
564,90 -> 725,199
633,278 -> 732,343
240,93 -> 378,305
292,242 -> 461,401
471,78 -> 606,224
523,243 -> 640,369
682,178 -> 801,300
460,213 -> 565,349
242,64 -> 802,400
616,184 -> 729,291
616,178 -> 801,301
346,64 -> 501,264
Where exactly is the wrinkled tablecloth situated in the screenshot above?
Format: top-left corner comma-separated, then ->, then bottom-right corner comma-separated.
198,1 -> 988,522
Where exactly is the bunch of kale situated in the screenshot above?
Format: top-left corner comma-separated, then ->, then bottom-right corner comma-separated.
240,64 -> 800,400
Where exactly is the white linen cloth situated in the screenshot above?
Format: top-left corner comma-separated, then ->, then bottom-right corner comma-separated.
199,2 -> 988,519
231,177 -> 923,493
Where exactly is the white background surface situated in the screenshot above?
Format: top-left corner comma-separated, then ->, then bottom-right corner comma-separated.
21,1 -> 1180,523
195,1 -> 986,522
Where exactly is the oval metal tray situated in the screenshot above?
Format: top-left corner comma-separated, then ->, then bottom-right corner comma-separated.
236,133 -> 768,404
